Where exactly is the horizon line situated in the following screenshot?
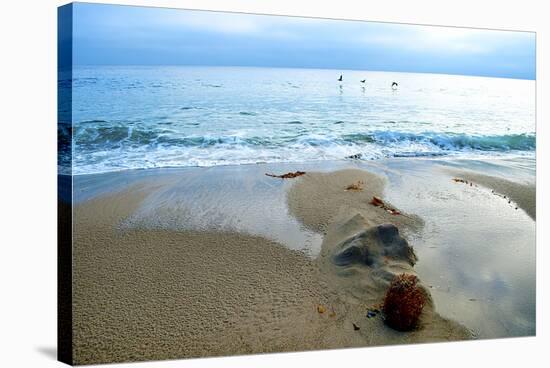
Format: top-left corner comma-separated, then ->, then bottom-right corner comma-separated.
70,63 -> 536,81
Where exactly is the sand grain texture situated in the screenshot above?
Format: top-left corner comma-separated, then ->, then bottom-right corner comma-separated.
288,170 -> 471,342
73,188 -> 336,364
287,169 -> 422,234
72,169 -> 472,365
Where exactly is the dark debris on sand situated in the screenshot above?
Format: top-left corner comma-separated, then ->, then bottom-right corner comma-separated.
265,171 -> 306,179
369,196 -> 401,215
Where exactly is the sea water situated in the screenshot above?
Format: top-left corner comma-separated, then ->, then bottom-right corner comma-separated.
67,67 -> 536,338
64,66 -> 535,175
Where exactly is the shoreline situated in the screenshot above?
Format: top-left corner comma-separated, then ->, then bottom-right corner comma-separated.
64,151 -> 536,179
446,170 -> 536,219
71,156 -> 535,364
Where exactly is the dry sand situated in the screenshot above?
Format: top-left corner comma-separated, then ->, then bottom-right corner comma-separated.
72,168 -> 472,365
287,169 -> 422,234
74,186 -> 332,364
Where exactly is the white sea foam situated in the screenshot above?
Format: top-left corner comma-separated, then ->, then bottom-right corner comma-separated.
66,66 -> 535,175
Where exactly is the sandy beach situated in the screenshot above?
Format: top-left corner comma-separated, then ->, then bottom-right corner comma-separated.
69,157 -> 535,364
54,8 -> 538,365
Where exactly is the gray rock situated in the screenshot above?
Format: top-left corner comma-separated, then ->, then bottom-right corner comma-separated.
332,223 -> 417,267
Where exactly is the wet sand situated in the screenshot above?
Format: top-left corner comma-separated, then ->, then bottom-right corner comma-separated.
375,158 -> 536,338
449,170 -> 535,219
71,157 -> 535,364
73,187 -> 332,363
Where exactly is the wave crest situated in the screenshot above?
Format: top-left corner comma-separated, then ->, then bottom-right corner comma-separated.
70,121 -> 535,174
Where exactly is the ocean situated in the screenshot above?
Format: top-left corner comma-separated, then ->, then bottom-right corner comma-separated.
65,66 -> 535,175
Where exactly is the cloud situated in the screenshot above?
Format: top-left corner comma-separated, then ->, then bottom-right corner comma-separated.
166,11 -> 266,34
72,3 -> 535,79
155,9 -> 312,41
359,25 -> 527,55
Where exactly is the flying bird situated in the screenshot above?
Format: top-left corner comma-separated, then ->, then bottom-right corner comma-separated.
360,79 -> 366,83
391,82 -> 398,90
338,74 -> 343,82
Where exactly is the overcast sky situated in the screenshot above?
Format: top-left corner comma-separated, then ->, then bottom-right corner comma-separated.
71,3 -> 536,79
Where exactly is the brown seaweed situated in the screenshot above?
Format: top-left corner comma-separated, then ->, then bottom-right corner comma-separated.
382,274 -> 427,331
369,196 -> 401,215
265,171 -> 306,179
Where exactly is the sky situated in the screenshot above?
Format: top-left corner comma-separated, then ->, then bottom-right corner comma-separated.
70,2 -> 536,79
